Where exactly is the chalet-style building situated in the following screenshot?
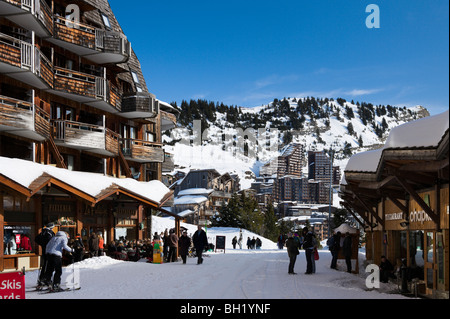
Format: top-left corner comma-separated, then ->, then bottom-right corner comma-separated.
340,110 -> 449,299
171,169 -> 240,225
0,0 -> 179,272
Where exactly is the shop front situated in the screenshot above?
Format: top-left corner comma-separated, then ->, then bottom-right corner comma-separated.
1,191 -> 40,272
379,186 -> 449,298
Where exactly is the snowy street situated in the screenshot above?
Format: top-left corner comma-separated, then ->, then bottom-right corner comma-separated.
25,249 -> 409,300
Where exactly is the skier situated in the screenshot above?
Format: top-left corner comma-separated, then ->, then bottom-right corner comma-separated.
192,225 -> 208,264
35,223 -> 55,287
41,231 -> 74,292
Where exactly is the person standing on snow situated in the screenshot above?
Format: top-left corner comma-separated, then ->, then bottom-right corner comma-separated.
343,232 -> 353,273
193,225 -> 208,264
302,227 -> 317,274
35,223 -> 55,287
329,231 -> 341,269
41,231 -> 74,291
232,236 -> 237,249
167,229 -> 179,262
178,230 -> 191,264
286,233 -> 300,274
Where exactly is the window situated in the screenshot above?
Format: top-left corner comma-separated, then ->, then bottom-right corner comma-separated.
101,13 -> 111,29
3,194 -> 36,255
131,71 -> 140,84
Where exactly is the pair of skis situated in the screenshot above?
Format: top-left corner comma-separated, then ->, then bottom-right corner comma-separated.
27,285 -> 81,294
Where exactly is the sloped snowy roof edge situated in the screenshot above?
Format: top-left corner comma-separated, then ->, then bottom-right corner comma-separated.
0,156 -> 171,206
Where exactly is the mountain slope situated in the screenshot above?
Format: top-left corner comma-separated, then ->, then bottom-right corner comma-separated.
164,97 -> 429,189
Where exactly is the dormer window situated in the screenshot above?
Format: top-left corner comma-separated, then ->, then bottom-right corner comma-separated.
131,70 -> 142,92
101,12 -> 111,30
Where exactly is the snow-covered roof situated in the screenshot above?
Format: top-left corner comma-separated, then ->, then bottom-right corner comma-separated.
384,109 -> 449,149
344,110 -> 449,174
177,188 -> 214,196
178,209 -> 195,217
333,223 -> 359,234
0,156 -> 171,205
344,148 -> 383,173
173,195 -> 208,205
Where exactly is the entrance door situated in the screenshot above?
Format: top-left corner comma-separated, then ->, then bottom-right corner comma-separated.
436,232 -> 445,292
425,231 -> 435,293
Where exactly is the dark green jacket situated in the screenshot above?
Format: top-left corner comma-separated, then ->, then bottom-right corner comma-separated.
286,237 -> 300,257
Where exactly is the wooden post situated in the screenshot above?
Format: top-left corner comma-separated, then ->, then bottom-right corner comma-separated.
0,192 -> 4,272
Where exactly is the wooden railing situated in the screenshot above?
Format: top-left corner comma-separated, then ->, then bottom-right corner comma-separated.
0,32 -> 22,68
120,138 -> 164,163
52,120 -> 119,155
1,0 -> 53,34
0,94 -> 50,139
53,16 -> 96,49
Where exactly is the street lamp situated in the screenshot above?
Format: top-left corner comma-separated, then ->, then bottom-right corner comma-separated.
327,149 -> 334,238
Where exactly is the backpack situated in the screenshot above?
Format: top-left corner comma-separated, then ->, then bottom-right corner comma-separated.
35,229 -> 54,247
327,236 -> 335,251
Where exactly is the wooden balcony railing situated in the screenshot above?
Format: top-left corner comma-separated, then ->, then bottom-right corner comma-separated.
52,120 -> 119,155
120,138 -> 164,163
1,0 -> 53,35
53,66 -> 105,99
0,32 -> 53,88
53,16 -> 96,49
0,94 -> 50,140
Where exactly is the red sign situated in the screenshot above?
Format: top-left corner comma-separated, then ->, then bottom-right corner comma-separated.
0,271 -> 25,299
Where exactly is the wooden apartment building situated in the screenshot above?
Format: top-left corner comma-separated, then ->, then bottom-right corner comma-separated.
0,0 -> 179,271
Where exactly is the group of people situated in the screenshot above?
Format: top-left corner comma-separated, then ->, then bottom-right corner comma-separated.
285,227 -> 318,275
158,226 -> 209,265
231,235 -> 262,250
328,231 -> 353,273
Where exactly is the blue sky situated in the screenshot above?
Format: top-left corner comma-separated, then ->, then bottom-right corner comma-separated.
110,0 -> 449,115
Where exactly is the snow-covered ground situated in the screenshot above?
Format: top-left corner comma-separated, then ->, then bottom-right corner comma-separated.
24,217 -> 411,300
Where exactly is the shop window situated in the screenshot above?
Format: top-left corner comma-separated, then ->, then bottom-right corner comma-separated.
3,194 -> 36,255
426,232 -> 434,263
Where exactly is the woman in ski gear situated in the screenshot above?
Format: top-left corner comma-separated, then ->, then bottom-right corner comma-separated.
42,231 -> 74,291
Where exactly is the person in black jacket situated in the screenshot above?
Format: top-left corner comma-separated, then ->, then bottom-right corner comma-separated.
379,256 -> 396,283
343,232 -> 352,273
329,232 -> 341,269
286,233 -> 300,274
192,225 -> 208,264
35,223 -> 55,286
178,231 -> 191,264
72,234 -> 85,262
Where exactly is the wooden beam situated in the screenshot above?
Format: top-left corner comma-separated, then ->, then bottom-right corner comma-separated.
342,203 -> 366,228
394,175 -> 440,225
399,158 -> 449,173
354,193 -> 385,228
387,196 -> 408,213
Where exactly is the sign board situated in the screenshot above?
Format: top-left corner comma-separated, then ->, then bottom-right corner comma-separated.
0,271 -> 25,299
215,236 -> 226,253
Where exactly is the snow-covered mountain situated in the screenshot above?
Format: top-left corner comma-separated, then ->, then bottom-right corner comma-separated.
164,97 -> 430,189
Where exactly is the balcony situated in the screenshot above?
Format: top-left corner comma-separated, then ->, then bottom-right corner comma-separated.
0,32 -> 52,89
51,66 -> 120,113
48,16 -> 131,64
120,138 -> 164,163
121,92 -> 158,119
160,110 -> 177,131
52,120 -> 119,156
162,152 -> 174,172
0,93 -> 50,141
0,0 -> 53,37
